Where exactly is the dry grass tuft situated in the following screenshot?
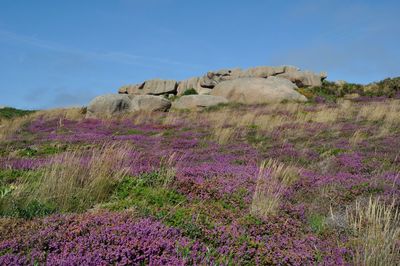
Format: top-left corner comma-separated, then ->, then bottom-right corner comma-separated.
0,115 -> 32,142
346,197 -> 400,266
251,159 -> 300,217
213,127 -> 236,145
349,130 -> 366,146
19,143 -> 130,211
158,152 -> 178,188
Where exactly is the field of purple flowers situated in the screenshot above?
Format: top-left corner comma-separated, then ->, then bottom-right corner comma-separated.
0,98 -> 399,265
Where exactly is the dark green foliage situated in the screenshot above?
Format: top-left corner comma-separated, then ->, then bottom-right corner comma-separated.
376,77 -> 400,91
366,77 -> 400,97
296,77 -> 400,101
181,88 -> 198,96
297,81 -> 344,102
0,169 -> 26,185
10,200 -> 56,219
0,107 -> 35,120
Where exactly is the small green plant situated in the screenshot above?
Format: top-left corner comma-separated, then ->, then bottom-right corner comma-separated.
309,213 -> 326,235
14,200 -> 56,219
181,88 -> 198,96
0,198 -> 56,219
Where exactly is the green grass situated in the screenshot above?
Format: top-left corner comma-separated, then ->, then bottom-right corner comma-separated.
105,172 -> 186,211
17,144 -> 67,157
0,107 -> 35,120
309,213 -> 326,235
103,173 -> 208,238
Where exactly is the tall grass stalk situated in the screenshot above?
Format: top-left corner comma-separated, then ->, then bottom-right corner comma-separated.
251,159 -> 299,217
346,197 -> 400,266
21,143 -> 129,212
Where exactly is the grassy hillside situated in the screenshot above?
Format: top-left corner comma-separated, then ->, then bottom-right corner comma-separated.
0,97 -> 399,264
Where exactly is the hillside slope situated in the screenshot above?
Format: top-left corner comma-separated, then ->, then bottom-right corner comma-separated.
0,97 -> 399,265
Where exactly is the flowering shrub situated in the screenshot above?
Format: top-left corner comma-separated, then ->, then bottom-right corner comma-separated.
0,213 -> 208,265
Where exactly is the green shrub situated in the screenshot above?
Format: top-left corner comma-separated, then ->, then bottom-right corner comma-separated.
181,88 -> 198,96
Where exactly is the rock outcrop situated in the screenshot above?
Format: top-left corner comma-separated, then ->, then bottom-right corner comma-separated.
87,65 -> 327,116
172,95 -> 228,109
119,65 -> 326,99
200,69 -> 242,88
130,95 -> 171,112
211,77 -> 307,104
119,79 -> 177,96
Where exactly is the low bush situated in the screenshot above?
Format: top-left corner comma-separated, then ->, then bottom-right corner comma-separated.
181,88 -> 198,96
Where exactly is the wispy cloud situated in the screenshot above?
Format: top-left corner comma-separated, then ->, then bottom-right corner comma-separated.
0,28 -> 203,70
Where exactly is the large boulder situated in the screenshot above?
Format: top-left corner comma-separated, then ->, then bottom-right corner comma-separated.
211,77 -> 307,104
87,94 -> 132,118
200,68 -> 243,88
141,79 -> 178,95
130,95 -> 171,112
172,95 -> 228,109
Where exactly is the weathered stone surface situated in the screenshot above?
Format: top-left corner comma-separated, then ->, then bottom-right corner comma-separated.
87,94 -> 131,118
211,77 -> 307,104
200,68 -> 243,88
172,95 -> 228,109
141,79 -> 177,95
196,88 -> 213,95
118,83 -> 145,95
130,95 -> 171,112
177,77 -> 203,95
240,66 -> 285,78
276,69 -> 326,87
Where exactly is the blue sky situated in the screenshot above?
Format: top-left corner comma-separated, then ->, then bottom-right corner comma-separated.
0,0 -> 399,109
